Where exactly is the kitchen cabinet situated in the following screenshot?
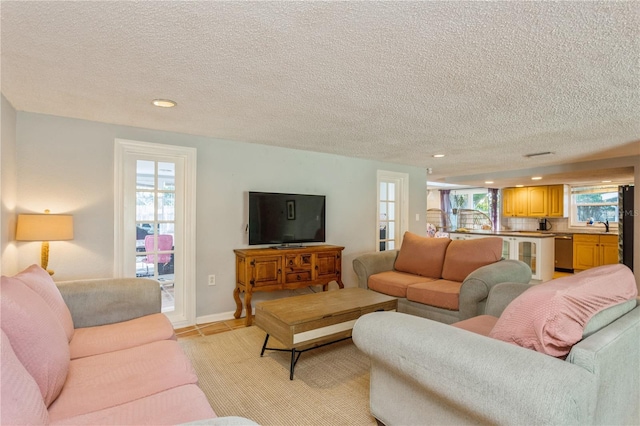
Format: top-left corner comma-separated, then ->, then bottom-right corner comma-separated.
501,185 -> 568,218
528,186 -> 548,217
501,235 -> 554,281
449,232 -> 554,281
573,234 -> 619,270
547,184 -> 568,217
502,187 -> 528,217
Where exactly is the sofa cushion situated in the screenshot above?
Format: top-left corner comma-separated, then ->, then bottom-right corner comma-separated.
51,384 -> 216,425
489,264 -> 638,358
406,279 -> 463,310
451,315 -> 499,336
14,264 -> 75,341
394,232 -> 451,278
0,276 -> 70,407
441,237 -> 503,282
0,330 -> 50,425
70,313 -> 176,359
47,340 -> 199,422
368,271 -> 436,298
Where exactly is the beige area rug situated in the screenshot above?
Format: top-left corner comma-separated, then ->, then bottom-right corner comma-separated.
179,326 -> 376,426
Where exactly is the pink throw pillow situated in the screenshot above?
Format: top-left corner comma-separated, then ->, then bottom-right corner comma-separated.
441,237 -> 503,282
0,330 -> 50,425
1,276 -> 70,407
489,264 -> 638,358
394,232 -> 451,278
14,264 -> 75,341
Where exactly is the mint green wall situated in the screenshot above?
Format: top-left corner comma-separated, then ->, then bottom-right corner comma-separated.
1,95 -> 18,276
13,111 -> 427,319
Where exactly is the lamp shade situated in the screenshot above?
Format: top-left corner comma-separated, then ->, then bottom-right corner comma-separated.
16,214 -> 74,241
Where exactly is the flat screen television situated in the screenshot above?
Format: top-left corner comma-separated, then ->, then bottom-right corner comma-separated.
248,192 -> 326,247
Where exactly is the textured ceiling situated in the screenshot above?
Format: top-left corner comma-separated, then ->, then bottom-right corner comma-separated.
1,1 -> 639,187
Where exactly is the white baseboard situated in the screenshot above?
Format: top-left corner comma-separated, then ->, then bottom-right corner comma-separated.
196,307 -> 255,325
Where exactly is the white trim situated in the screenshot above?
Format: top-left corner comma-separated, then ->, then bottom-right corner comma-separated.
293,319 -> 357,344
114,139 -> 197,327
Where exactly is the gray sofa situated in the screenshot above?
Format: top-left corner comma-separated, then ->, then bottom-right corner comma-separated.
353,266 -> 640,425
353,246 -> 532,324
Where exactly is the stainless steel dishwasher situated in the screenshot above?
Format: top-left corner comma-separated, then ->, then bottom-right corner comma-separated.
554,234 -> 573,272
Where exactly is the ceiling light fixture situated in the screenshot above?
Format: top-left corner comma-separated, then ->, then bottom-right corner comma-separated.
602,180 -> 612,183
515,185 -> 525,188
485,181 -> 494,184
152,99 -> 177,108
531,176 -> 542,180
432,154 -> 445,158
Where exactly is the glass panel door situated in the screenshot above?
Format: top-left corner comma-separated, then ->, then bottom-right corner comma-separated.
135,160 -> 176,313
518,240 -> 538,277
379,181 -> 397,251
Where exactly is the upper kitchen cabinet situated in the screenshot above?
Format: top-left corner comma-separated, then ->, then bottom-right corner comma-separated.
502,184 -> 568,218
547,184 -> 568,217
528,186 -> 548,216
502,187 -> 528,217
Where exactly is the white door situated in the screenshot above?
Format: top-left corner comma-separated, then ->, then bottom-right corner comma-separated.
377,171 -> 409,251
114,139 -> 196,328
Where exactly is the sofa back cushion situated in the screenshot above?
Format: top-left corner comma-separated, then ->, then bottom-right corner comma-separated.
441,237 -> 503,282
14,264 -> 75,341
489,264 -> 638,358
0,276 -> 70,407
0,330 -> 50,425
394,232 -> 451,278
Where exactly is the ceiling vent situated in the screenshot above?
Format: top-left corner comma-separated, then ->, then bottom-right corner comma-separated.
524,151 -> 554,158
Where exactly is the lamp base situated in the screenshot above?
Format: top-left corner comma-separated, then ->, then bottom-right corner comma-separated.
40,241 -> 55,276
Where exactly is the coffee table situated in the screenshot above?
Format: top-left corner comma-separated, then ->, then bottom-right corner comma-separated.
254,287 -> 397,379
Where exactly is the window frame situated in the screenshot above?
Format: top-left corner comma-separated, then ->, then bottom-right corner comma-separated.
568,184 -> 623,230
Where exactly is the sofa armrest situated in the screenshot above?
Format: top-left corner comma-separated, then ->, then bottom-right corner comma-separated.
484,282 -> 532,317
56,278 -> 162,328
352,250 -> 399,289
353,311 -> 597,425
458,259 -> 532,320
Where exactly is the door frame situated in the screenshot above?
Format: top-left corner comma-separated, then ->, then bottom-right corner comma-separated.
114,138 -> 197,328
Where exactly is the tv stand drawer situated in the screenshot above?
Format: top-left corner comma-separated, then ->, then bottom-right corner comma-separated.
285,271 -> 312,282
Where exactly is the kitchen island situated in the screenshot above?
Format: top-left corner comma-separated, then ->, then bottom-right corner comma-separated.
449,230 -> 555,282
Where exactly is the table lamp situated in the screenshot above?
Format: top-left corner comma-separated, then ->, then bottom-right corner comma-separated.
16,210 -> 74,275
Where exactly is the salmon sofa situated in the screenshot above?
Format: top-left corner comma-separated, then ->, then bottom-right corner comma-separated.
1,265 -> 256,425
353,232 -> 532,324
353,264 -> 640,425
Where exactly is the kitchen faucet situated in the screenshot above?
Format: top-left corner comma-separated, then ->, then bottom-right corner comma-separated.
598,220 -> 610,233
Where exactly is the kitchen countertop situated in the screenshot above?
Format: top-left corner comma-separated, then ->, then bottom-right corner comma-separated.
448,230 -> 618,238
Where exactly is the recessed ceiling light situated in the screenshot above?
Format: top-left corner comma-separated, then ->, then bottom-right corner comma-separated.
515,185 -> 525,188
602,180 -> 612,183
485,181 -> 494,184
152,99 -> 177,108
531,176 -> 542,180
432,154 -> 445,158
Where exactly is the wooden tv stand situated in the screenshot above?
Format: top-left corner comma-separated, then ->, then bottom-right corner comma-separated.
233,245 -> 345,326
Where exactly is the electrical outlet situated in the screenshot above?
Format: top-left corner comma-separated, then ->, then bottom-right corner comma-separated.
208,275 -> 216,286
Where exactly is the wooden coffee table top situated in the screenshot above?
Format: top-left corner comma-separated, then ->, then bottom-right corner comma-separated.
255,287 -> 396,326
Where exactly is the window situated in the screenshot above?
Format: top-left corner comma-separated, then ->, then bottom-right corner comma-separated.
570,185 -> 619,228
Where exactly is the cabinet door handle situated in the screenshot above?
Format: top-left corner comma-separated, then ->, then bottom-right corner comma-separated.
297,275 -> 301,280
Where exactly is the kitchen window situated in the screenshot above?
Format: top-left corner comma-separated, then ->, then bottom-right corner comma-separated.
569,185 -> 619,228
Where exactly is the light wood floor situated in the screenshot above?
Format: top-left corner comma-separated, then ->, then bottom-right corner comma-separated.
174,318 -> 248,340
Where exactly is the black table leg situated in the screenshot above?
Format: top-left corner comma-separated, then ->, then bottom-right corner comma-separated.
260,334 -> 270,357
